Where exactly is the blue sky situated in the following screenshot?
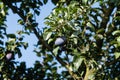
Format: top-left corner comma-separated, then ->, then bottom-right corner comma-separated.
6,1 -> 55,67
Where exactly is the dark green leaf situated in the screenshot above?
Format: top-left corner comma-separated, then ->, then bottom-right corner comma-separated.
7,34 -> 16,38
43,0 -> 48,4
15,48 -> 22,58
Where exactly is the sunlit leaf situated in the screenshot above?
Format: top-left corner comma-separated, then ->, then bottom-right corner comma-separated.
88,69 -> 96,80
48,38 -> 53,44
72,55 -> 84,71
43,32 -> 52,40
114,52 -> 120,59
112,30 -> 120,36
53,46 -> 59,56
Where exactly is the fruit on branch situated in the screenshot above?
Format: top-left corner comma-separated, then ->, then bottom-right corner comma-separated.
6,52 -> 13,61
55,36 -> 66,46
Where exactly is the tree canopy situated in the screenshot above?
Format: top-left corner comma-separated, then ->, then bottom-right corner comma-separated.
0,0 -> 120,80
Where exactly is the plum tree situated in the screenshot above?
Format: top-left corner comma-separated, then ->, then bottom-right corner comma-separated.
0,0 -> 120,80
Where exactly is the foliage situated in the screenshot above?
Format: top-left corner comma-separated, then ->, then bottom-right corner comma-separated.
0,0 -> 120,80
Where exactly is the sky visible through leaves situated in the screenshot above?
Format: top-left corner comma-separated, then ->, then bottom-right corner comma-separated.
6,0 -> 55,68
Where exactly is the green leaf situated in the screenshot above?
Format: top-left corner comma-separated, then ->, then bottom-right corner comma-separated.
18,37 -> 23,41
53,47 -> 59,56
7,34 -> 16,38
16,48 -> 22,58
18,19 -> 24,25
72,56 -> 84,71
88,69 -> 96,80
112,30 -> 120,36
22,42 -> 28,49
82,0 -> 88,5
32,23 -> 38,27
11,44 -> 17,51
0,40 -> 3,45
86,22 -> 95,32
73,38 -> 77,44
1,9 -> 5,16
117,36 -> 120,42
51,0 -> 59,5
8,38 -> 16,42
70,32 -> 78,38
96,28 -> 104,34
34,10 -> 40,15
0,53 -> 4,59
116,36 -> 120,47
43,32 -> 52,40
47,54 -> 53,62
48,38 -> 53,44
114,52 -> 120,59
43,0 -> 48,4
